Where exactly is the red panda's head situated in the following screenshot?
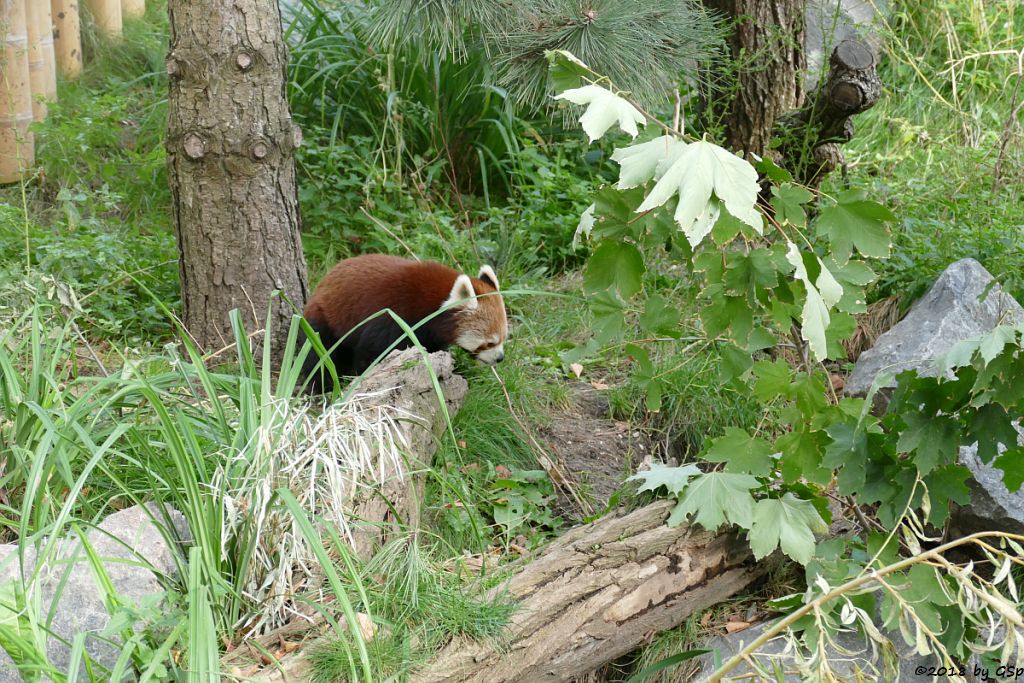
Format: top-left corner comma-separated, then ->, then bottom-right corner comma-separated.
442,265 -> 508,365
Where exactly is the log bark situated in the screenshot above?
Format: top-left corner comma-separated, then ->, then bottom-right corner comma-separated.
345,349 -> 468,559
772,39 -> 881,188
414,501 -> 764,682
248,502 -> 764,683
166,0 -> 308,359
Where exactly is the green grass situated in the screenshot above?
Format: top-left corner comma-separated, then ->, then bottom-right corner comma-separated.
830,0 -> 1024,303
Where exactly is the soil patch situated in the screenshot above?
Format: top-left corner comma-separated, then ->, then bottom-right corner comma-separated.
539,382 -> 654,522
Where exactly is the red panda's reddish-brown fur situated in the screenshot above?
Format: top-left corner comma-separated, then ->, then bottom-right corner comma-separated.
300,254 -> 507,392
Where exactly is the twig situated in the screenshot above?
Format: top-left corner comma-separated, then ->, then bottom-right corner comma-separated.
359,207 -> 420,261
706,530 -> 1024,682
992,67 -> 1024,194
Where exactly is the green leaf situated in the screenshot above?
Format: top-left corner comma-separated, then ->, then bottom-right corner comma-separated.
667,472 -> 760,529
591,289 -> 627,343
702,427 -> 776,477
770,184 -> 814,228
995,446 -> 1024,493
555,84 -> 646,142
897,413 -> 959,475
967,404 -> 1020,463
639,294 -> 682,338
636,140 -> 763,247
816,191 -> 895,263
719,344 -> 754,384
628,463 -> 702,496
724,248 -> 780,296
545,49 -> 595,94
979,325 -> 1018,365
752,360 -> 793,402
701,291 -> 753,344
748,493 -> 828,564
776,429 -> 831,485
922,465 -> 972,526
584,240 -> 645,298
591,186 -> 647,241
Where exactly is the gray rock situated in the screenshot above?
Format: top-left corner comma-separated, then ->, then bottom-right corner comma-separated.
691,619 -> 934,682
805,1 -> 887,90
0,504 -> 189,682
952,424 -> 1024,538
845,258 -> 1024,405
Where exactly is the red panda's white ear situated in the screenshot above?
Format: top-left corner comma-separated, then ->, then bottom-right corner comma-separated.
444,274 -> 479,310
478,265 -> 499,290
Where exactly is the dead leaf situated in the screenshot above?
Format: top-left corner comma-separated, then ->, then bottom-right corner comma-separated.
569,362 -> 584,378
495,464 -> 512,478
591,381 -> 609,390
725,620 -> 751,634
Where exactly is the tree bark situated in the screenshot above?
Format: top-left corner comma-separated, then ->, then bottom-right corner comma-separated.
166,0 -> 308,358
703,0 -> 805,157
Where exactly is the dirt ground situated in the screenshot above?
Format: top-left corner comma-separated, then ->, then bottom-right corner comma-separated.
539,382 -> 655,521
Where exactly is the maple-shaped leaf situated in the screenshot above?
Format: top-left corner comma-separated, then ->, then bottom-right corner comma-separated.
786,241 -> 844,362
628,463 -> 702,496
554,84 -> 646,142
634,140 -> 762,248
611,135 -> 684,189
667,472 -> 759,530
748,493 -> 828,564
816,191 -> 895,263
995,446 -> 1024,493
701,427 -> 776,477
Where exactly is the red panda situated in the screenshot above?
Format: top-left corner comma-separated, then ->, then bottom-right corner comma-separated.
300,254 -> 508,392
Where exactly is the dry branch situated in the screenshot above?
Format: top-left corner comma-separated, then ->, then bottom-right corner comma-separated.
773,39 -> 882,187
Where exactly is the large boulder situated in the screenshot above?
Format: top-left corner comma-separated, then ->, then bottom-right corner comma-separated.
845,258 -> 1024,405
952,423 -> 1024,538
0,504 -> 189,682
844,259 -> 1024,537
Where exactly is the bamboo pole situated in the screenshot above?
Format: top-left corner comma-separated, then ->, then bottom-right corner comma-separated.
1,0 -> 35,183
121,0 -> 143,20
51,0 -> 82,78
26,0 -> 57,121
84,0 -> 120,38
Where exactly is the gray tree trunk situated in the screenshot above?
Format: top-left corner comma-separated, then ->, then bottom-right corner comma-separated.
166,0 -> 308,358
704,0 -> 806,157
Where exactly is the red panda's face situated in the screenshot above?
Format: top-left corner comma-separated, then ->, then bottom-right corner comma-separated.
443,265 -> 508,365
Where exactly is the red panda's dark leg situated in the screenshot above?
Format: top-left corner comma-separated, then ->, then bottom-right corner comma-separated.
299,320 -> 346,394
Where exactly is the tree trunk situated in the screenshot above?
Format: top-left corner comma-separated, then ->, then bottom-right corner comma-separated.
704,0 -> 805,157
166,0 -> 308,358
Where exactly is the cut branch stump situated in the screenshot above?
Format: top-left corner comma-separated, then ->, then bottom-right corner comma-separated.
772,39 -> 882,187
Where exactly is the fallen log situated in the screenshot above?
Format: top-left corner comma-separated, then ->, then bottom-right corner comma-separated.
414,500 -> 766,683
